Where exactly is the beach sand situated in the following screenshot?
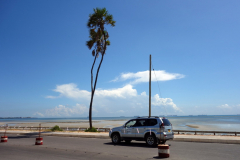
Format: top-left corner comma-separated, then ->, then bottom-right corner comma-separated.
186,124 -> 222,131
0,120 -> 126,128
0,121 -> 222,131
1,118 -> 239,131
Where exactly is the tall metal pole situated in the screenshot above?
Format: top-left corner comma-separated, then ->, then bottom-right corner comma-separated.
149,54 -> 151,117
39,123 -> 41,138
4,124 -> 8,137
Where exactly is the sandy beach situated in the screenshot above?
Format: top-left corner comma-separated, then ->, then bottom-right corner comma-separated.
1,115 -> 240,131
0,120 -> 231,131
0,120 -> 126,128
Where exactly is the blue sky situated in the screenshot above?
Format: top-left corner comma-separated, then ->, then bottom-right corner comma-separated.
1,0 -> 240,117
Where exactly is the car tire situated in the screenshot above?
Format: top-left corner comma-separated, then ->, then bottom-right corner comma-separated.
145,134 -> 157,146
125,140 -> 131,144
111,133 -> 121,144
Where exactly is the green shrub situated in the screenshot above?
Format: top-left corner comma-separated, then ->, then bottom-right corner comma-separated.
85,127 -> 98,132
51,125 -> 63,131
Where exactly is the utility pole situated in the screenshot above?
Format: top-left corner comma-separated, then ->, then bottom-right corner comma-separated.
149,54 -> 151,117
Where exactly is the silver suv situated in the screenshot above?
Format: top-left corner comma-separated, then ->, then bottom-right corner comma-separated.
109,116 -> 174,146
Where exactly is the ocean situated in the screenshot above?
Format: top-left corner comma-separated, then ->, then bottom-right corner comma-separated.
166,115 -> 240,131
1,115 -> 240,132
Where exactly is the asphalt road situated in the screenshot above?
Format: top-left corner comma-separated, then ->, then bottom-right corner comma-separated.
0,134 -> 239,160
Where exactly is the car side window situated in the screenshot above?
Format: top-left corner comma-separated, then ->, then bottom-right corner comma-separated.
133,119 -> 146,127
147,119 -> 157,126
125,120 -> 136,128
142,119 -> 148,126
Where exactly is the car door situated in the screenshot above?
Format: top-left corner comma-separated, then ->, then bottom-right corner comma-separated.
121,120 -> 136,138
134,119 -> 147,138
146,119 -> 158,135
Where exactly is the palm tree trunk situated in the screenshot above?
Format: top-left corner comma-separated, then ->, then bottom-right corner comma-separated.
89,54 -> 105,128
89,31 -> 107,129
89,54 -> 97,129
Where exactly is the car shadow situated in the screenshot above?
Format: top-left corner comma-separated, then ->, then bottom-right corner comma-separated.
8,135 -> 35,139
104,141 -> 158,148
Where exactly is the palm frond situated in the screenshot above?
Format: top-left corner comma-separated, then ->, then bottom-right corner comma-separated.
86,40 -> 94,50
92,50 -> 95,56
86,7 -> 115,54
106,40 -> 110,46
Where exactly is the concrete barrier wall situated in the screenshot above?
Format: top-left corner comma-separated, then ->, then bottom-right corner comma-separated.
0,126 -> 111,132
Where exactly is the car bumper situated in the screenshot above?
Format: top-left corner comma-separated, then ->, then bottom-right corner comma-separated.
156,132 -> 174,140
109,131 -> 112,138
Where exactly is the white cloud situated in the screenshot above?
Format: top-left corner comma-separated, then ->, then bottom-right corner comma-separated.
217,104 -> 232,109
33,112 -> 44,117
152,94 -> 183,113
45,95 -> 59,99
34,104 -> 89,117
47,83 -> 90,99
46,84 -> 137,100
112,70 -> 185,84
214,104 -> 240,115
117,110 -> 125,113
95,84 -> 137,98
45,83 -> 183,116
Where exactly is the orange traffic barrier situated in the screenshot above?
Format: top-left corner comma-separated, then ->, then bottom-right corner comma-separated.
1,136 -> 8,142
35,137 -> 43,145
158,144 -> 170,158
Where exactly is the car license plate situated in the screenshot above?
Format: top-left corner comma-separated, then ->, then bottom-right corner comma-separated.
168,129 -> 171,132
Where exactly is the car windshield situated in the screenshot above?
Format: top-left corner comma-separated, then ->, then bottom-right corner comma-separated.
125,120 -> 136,127
162,119 -> 171,126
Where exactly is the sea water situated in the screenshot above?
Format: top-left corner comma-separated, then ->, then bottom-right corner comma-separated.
166,115 -> 240,131
1,115 -> 240,131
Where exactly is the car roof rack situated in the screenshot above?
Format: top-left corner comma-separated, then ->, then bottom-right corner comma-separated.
137,116 -> 159,118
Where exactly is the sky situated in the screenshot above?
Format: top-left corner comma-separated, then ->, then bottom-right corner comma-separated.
0,0 -> 240,117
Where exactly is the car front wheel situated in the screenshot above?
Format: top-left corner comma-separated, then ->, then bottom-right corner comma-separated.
145,134 -> 157,146
112,133 -> 121,144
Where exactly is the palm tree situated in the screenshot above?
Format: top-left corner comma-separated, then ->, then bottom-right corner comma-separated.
86,8 -> 115,129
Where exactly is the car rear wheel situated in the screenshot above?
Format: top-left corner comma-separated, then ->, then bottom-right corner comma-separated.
112,133 -> 120,144
145,134 -> 157,146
